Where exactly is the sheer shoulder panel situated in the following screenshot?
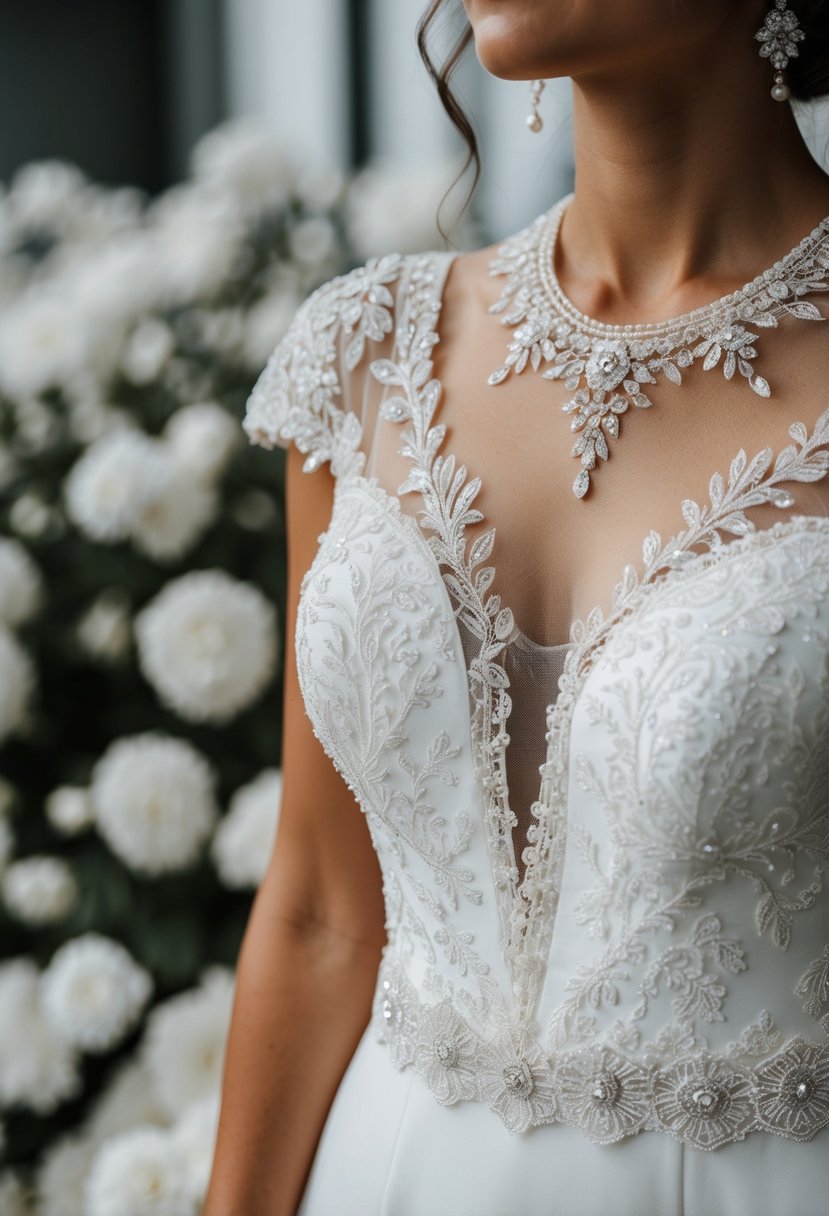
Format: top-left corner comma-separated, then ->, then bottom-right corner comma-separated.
242,254 -> 412,481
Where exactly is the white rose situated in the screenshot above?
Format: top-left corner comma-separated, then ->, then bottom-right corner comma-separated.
0,959 -> 82,1113
211,769 -> 282,889
135,570 -> 277,724
65,431 -> 167,543
41,933 -> 153,1053
163,402 -> 241,482
91,733 -> 218,875
2,855 -> 78,925
141,967 -> 234,1119
0,537 -> 43,626
85,1126 -> 194,1216
0,626 -> 34,743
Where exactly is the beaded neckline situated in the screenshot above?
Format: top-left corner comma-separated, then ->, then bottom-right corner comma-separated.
487,193 -> 829,498
537,192 -> 829,339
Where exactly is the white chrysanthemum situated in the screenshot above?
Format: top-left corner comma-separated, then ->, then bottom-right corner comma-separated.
149,184 -> 244,304
0,813 -> 13,873
141,967 -> 234,1119
65,391 -> 132,446
211,769 -> 282,889
2,855 -> 78,925
8,490 -> 52,539
135,570 -> 277,724
131,473 -> 218,563
85,1059 -> 167,1146
76,592 -> 132,663
0,959 -> 82,1113
346,158 -> 474,259
0,626 -> 34,743
13,396 -> 62,455
122,318 -> 175,385
8,160 -> 88,231
46,786 -> 96,835
0,1169 -> 29,1216
41,933 -> 153,1053
190,119 -> 296,214
91,733 -> 217,875
85,1126 -> 194,1216
0,538 -> 43,627
170,1095 -> 220,1206
36,1132 -> 98,1216
163,403 -> 241,482
65,431 -> 167,543
0,282 -> 95,399
243,288 -> 302,369
289,215 -> 338,267
295,164 -> 346,210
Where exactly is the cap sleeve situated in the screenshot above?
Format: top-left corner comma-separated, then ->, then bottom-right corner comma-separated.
242,254 -> 406,478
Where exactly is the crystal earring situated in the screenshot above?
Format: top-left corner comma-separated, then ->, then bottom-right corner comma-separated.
526,79 -> 546,133
754,0 -> 806,101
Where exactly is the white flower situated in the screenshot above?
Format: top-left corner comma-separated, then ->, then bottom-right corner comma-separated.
0,282 -> 93,399
0,538 -> 43,627
243,288 -> 302,369
65,393 -> 131,445
0,959 -> 82,1113
65,431 -> 166,543
122,319 -> 175,385
131,473 -> 218,563
76,593 -> 132,662
211,769 -> 282,888
36,1133 -> 98,1216
149,184 -> 244,303
190,120 -> 296,215
8,490 -> 53,539
85,1059 -> 167,1146
135,570 -> 277,724
46,786 -> 96,835
170,1096 -> 220,1206
296,165 -> 346,210
91,733 -> 218,875
163,402 -> 241,482
141,967 -> 234,1119
346,158 -> 472,259
12,396 -> 62,455
41,933 -> 153,1053
85,1126 -> 194,1216
0,626 -> 34,743
289,216 -> 338,267
2,855 -> 78,925
8,160 -> 88,231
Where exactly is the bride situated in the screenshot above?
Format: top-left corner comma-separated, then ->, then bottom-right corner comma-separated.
205,3 -> 829,1213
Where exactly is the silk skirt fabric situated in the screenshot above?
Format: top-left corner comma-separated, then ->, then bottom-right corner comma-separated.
296,1023 -> 828,1216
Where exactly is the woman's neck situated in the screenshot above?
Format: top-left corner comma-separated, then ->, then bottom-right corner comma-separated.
559,9 -> 829,324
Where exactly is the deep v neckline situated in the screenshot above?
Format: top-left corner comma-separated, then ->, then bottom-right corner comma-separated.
368,246 -> 829,1025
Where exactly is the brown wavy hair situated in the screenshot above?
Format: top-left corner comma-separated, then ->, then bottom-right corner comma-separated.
417,0 -> 829,179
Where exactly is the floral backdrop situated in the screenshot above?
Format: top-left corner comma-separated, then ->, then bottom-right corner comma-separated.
0,120 -> 468,1215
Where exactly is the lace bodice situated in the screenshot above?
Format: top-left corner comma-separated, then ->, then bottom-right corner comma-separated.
243,219 -> 829,1150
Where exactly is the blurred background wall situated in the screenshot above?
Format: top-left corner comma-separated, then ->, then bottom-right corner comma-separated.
0,0 -> 576,240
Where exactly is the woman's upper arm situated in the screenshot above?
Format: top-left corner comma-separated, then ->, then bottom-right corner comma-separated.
262,442 -> 386,948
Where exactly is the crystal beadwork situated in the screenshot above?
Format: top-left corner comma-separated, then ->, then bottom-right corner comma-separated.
486,194 -> 829,497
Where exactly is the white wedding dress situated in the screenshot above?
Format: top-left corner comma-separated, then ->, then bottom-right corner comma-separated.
243,200 -> 829,1216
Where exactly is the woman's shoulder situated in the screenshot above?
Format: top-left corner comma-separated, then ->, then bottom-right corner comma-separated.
241,247 -> 451,469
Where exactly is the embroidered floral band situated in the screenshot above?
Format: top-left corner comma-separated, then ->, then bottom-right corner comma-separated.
372,962 -> 829,1150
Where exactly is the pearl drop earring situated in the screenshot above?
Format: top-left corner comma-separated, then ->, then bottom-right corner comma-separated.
755,0 -> 806,101
526,79 -> 546,133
